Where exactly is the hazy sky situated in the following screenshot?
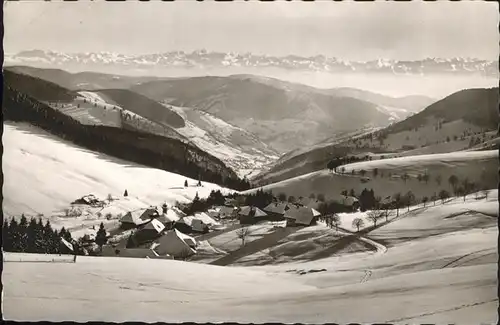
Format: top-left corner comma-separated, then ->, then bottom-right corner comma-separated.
4,0 -> 498,61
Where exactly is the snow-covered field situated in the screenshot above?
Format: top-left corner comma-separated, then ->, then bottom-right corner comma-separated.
207,222 -> 278,253
4,195 -> 497,323
341,150 -> 499,173
2,122 -> 234,218
243,150 -> 498,202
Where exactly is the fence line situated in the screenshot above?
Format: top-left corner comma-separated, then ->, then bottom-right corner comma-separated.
3,253 -> 76,263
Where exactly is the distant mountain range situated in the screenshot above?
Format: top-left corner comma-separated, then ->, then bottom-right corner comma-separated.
5,50 -> 498,77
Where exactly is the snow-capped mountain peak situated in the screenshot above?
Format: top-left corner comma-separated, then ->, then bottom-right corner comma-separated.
5,50 -> 498,77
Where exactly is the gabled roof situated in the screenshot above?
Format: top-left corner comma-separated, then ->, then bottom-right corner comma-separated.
120,209 -> 151,226
155,229 -> 197,257
239,206 -> 267,217
340,195 -> 359,206
161,208 -> 182,223
171,207 -> 187,218
193,212 -> 219,225
60,237 -> 74,252
174,229 -> 197,247
140,218 -> 165,234
284,206 -> 321,225
178,216 -> 194,227
263,202 -> 290,215
139,206 -> 162,221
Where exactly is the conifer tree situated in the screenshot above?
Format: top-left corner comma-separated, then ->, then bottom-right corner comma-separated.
9,218 -> 20,252
18,214 -> 29,252
95,222 -> 108,252
3,219 -> 12,252
27,217 -> 38,253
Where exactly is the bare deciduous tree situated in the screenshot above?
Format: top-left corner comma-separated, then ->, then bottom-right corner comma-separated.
366,211 -> 382,228
352,218 -> 364,232
431,192 -> 437,206
330,214 -> 341,233
384,209 -> 395,222
236,227 -> 251,247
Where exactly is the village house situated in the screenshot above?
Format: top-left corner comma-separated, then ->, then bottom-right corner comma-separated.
238,206 -> 268,224
284,206 -> 321,227
139,206 -> 162,222
193,212 -> 219,227
331,195 -> 360,212
263,201 -> 290,221
154,229 -> 197,258
175,212 -> 220,233
134,218 -> 165,244
175,216 -> 195,233
209,206 -> 237,220
192,219 -> 209,233
156,208 -> 182,230
296,197 -> 321,210
119,209 -> 152,230
72,194 -> 102,206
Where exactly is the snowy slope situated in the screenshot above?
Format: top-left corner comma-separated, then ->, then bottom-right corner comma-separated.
242,150 -> 498,201
340,150 -> 498,172
2,122 -> 234,217
168,105 -> 279,178
4,196 -> 497,323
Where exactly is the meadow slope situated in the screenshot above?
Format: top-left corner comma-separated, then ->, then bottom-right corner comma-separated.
2,122 -> 233,217
243,150 -> 498,201
4,195 -> 497,323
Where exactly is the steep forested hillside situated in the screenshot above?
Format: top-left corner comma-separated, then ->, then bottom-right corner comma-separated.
3,78 -> 250,190
4,69 -> 77,102
95,89 -> 185,128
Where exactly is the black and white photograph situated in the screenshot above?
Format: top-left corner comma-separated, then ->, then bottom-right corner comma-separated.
2,0 -> 499,323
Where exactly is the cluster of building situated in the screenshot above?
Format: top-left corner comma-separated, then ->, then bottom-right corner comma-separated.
209,196 -> 329,227
98,193 -> 360,260
102,205 -> 201,260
